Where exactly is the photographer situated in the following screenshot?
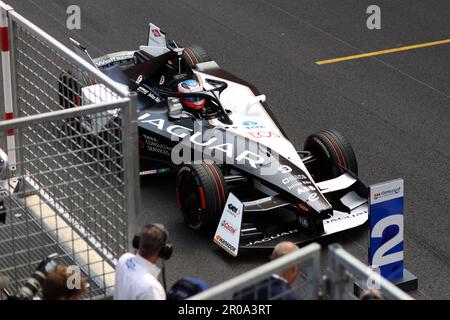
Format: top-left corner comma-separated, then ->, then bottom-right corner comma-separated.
42,265 -> 87,300
114,224 -> 172,300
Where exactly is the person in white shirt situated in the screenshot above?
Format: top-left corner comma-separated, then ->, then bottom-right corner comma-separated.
114,224 -> 172,300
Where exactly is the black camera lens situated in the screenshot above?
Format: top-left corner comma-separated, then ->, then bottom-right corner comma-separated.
16,270 -> 46,299
13,253 -> 57,300
132,234 -> 140,250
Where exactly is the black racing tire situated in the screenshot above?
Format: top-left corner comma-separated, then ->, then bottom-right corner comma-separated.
303,129 -> 358,179
182,46 -> 211,68
176,161 -> 228,232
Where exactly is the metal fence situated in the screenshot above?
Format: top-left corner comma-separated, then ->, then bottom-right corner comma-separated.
191,243 -> 413,300
0,1 -> 140,299
327,244 -> 413,300
190,243 -> 322,300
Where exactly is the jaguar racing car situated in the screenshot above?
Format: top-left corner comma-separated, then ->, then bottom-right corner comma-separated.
62,23 -> 369,256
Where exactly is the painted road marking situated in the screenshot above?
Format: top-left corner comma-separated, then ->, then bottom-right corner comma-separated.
316,38 -> 450,65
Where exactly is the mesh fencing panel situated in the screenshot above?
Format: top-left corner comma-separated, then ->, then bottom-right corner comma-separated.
191,243 -> 321,300
0,103 -> 131,299
326,244 -> 413,300
0,5 -> 139,299
229,264 -> 318,300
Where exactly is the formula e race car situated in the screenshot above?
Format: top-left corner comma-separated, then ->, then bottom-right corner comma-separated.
61,23 -> 369,256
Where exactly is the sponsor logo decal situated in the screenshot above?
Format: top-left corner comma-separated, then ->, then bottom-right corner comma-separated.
152,28 -> 161,37
159,75 -> 165,85
248,131 -> 280,139
136,75 -> 144,84
94,53 -> 135,67
308,193 -> 319,202
227,203 -> 240,217
247,229 -> 299,246
215,235 -> 237,253
296,182 -> 319,202
137,86 -> 162,103
373,187 -> 400,200
323,210 -> 367,224
242,121 -> 265,130
125,258 -> 136,270
221,220 -> 237,234
138,114 -> 267,169
141,134 -> 170,156
297,203 -> 310,212
140,168 -> 170,176
277,166 -> 319,202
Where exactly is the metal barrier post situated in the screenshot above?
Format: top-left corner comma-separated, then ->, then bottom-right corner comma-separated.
327,243 -> 347,300
0,1 -> 17,175
122,91 -> 140,251
305,243 -> 321,299
328,244 -> 413,300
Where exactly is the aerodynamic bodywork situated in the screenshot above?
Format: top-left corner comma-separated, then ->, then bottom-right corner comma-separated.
62,23 -> 369,256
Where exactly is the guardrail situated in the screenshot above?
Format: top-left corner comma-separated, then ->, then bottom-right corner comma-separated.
192,243 -> 413,300
191,243 -> 321,300
327,244 -> 413,300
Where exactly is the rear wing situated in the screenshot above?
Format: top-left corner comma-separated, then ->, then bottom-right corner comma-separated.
139,23 -> 170,57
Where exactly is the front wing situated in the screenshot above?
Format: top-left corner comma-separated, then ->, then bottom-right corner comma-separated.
213,173 -> 368,256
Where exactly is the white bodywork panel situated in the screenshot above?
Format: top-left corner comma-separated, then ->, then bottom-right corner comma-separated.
322,191 -> 368,234
193,69 -> 328,206
194,71 -> 300,164
81,84 -> 123,132
341,191 -> 367,210
316,173 -> 357,194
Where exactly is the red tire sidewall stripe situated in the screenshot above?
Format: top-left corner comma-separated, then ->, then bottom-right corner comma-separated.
187,47 -> 200,64
197,186 -> 207,209
208,163 -> 226,206
323,131 -> 347,169
203,162 -> 221,216
318,133 -> 342,167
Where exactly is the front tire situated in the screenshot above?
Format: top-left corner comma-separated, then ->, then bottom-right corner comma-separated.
176,161 -> 228,231
304,129 -> 358,180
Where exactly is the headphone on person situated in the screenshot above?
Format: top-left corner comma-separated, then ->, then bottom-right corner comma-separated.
132,223 -> 173,260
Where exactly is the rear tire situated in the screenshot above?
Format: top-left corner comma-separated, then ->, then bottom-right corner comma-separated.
183,46 -> 211,68
304,129 -> 358,180
176,161 -> 228,232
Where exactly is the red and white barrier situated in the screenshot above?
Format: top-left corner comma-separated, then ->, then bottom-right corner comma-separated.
0,1 -> 16,173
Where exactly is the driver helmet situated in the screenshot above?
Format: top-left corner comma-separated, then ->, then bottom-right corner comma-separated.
177,79 -> 205,110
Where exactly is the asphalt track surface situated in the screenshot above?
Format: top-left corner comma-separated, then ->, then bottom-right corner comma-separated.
5,0 -> 450,299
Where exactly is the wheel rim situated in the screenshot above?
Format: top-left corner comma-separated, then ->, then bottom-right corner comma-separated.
177,172 -> 204,229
